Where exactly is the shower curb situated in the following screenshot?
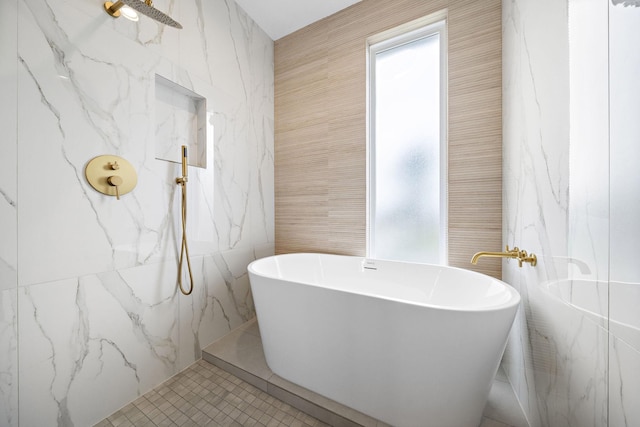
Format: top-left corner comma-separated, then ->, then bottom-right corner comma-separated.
201,320 -> 387,427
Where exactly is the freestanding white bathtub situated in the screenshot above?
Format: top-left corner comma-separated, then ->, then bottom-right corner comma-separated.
248,253 -> 521,427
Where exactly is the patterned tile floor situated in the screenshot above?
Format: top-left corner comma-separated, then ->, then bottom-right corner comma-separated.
97,318 -> 527,427
95,360 -> 328,427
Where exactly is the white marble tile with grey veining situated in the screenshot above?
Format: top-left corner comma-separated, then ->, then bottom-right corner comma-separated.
0,1 -> 19,424
0,0 -> 18,294
501,1 -> 610,427
177,251 -> 260,370
17,0 -> 167,286
0,290 -> 18,427
18,262 -> 180,427
16,0 -> 274,287
6,0 -> 274,425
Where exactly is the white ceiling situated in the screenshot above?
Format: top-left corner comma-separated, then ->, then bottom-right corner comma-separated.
234,0 -> 363,40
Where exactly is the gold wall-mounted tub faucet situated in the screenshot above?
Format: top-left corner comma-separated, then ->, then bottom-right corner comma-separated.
471,245 -> 537,267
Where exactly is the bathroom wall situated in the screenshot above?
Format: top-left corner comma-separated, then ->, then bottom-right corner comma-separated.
0,0 -> 274,425
503,3 -> 574,426
0,0 -> 19,425
503,0 -> 640,426
274,0 -> 504,278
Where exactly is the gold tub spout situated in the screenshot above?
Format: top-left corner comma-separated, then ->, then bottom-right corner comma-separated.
471,246 -> 537,267
471,246 -> 521,264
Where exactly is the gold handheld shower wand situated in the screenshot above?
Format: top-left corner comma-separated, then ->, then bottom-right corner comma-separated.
176,145 -> 194,295
177,145 -> 188,184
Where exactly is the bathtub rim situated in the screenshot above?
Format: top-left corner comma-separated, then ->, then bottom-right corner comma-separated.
248,252 -> 521,313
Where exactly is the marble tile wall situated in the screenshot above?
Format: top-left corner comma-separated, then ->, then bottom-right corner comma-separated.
503,2 -> 576,426
503,0 -> 640,426
0,0 -> 274,425
0,0 -> 19,425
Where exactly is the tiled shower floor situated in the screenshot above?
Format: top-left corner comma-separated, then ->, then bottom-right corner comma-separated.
96,360 -> 327,427
97,318 -> 528,427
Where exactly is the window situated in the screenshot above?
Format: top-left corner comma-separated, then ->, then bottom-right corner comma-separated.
367,18 -> 447,265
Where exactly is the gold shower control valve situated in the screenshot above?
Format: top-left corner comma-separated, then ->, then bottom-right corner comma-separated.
85,155 -> 137,201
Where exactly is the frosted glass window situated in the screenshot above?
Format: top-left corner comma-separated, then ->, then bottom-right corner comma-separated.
368,21 -> 447,264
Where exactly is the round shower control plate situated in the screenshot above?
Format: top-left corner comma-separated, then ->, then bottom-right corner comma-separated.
85,155 -> 137,199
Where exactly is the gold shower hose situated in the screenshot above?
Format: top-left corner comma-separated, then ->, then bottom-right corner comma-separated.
177,145 -> 194,295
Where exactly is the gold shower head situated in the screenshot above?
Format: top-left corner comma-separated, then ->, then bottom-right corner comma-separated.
104,0 -> 182,29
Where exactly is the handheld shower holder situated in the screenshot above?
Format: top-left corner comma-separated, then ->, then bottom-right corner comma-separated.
176,145 -> 188,185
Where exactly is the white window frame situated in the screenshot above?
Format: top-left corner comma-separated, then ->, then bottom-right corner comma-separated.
366,13 -> 448,264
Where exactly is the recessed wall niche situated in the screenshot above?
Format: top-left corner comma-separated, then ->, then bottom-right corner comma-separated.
155,74 -> 207,168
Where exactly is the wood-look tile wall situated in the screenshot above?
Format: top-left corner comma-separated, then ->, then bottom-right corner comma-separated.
275,0 -> 502,278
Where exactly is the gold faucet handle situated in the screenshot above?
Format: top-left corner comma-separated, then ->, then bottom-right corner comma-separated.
514,249 -> 527,267
516,249 -> 538,267
523,253 -> 537,267
107,175 -> 123,200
